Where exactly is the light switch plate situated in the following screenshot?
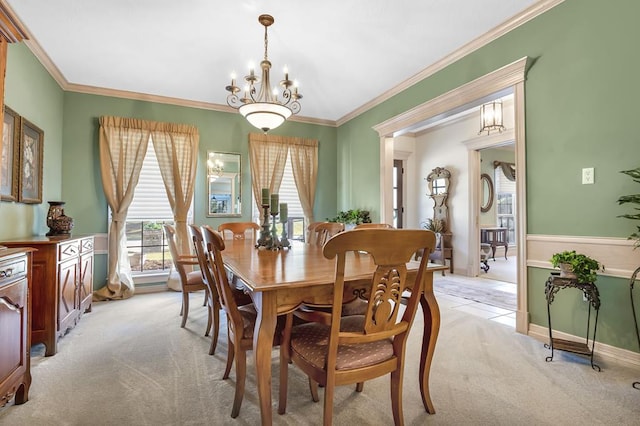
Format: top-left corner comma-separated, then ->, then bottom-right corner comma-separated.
582,167 -> 594,184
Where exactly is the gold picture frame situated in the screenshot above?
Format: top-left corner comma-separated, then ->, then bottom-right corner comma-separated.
18,116 -> 43,204
1,106 -> 20,202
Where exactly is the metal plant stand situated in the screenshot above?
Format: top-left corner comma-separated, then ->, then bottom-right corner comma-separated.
544,274 -> 601,371
630,267 -> 640,389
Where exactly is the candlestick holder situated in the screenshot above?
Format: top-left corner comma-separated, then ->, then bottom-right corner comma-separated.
270,212 -> 282,250
280,219 -> 291,249
256,204 -> 272,249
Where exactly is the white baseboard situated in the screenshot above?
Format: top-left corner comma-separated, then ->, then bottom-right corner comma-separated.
528,323 -> 640,368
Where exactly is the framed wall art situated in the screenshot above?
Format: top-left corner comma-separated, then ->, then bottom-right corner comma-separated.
18,116 -> 43,204
0,105 -> 19,201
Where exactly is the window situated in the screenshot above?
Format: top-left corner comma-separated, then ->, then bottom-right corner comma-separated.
123,141 -> 192,275
253,153 -> 305,240
393,159 -> 403,228
495,166 -> 516,245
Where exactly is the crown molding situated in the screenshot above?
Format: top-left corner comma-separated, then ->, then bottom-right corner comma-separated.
0,0 -> 27,42
337,0 -> 565,127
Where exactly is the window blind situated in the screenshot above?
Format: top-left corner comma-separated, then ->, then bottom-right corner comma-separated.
127,142 -> 174,221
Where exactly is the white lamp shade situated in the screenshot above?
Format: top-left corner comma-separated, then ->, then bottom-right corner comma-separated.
239,102 -> 292,132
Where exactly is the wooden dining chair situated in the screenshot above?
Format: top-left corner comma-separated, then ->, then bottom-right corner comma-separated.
163,224 -> 210,332
353,223 -> 393,229
187,224 -> 221,355
279,229 -> 436,425
308,222 -> 345,246
201,225 -> 284,419
218,221 -> 260,240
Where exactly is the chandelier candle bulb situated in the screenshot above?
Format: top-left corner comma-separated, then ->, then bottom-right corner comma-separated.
261,188 -> 270,206
270,194 -> 279,214
279,203 -> 288,222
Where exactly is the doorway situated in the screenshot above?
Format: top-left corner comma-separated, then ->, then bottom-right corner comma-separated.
479,144 -> 517,285
374,57 -> 530,334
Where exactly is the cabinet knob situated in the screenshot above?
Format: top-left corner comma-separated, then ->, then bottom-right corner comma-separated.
0,267 -> 13,278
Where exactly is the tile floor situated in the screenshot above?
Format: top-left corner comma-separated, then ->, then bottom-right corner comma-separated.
434,273 -> 517,328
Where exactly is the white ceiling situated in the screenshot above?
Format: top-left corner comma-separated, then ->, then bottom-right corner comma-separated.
4,0 -> 541,123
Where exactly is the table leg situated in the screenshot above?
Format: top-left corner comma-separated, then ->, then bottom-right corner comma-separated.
419,271 -> 440,414
251,291 -> 277,426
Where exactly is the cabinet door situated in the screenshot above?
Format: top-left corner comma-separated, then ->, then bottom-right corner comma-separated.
78,253 -> 93,314
0,278 -> 27,396
58,258 -> 78,334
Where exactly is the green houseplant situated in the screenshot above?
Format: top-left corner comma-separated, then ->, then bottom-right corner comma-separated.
550,250 -> 600,283
617,166 -> 640,248
327,209 -> 372,225
422,218 -> 445,234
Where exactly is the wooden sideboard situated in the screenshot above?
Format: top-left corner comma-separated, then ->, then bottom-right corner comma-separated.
0,248 -> 33,407
1,235 -> 94,356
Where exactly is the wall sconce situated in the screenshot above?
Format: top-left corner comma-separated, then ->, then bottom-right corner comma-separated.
478,100 -> 506,135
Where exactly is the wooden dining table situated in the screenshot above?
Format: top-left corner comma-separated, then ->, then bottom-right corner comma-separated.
221,238 -> 447,425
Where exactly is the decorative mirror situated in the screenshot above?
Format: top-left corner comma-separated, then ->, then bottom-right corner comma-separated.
426,167 -> 451,230
207,151 -> 241,217
480,173 -> 494,213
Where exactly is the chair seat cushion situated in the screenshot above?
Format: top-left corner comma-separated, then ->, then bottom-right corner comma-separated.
186,270 -> 206,290
290,315 -> 393,370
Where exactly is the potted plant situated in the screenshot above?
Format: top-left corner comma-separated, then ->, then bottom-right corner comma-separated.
617,166 -> 640,248
550,250 -> 600,283
422,218 -> 445,234
327,209 -> 372,226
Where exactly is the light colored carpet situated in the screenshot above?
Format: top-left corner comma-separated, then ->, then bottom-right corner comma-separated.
1,290 -> 639,425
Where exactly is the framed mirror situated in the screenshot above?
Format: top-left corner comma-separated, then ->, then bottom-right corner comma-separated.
207,151 -> 241,217
480,173 -> 494,213
426,167 -> 451,197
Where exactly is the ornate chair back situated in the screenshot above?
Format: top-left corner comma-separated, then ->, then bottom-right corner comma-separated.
218,222 -> 260,240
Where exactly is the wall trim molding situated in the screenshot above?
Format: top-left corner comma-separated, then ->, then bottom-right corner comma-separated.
528,324 -> 640,368
527,234 -> 638,279
372,57 -> 529,137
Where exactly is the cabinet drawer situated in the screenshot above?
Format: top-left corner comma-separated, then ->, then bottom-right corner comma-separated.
80,237 -> 94,254
0,256 -> 27,286
58,240 -> 80,262
0,278 -> 27,310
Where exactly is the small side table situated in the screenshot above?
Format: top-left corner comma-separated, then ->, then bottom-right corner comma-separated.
544,274 -> 601,371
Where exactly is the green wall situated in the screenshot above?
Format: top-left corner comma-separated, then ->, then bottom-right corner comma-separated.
336,0 -> 640,351
1,43 -> 64,238
60,95 -> 337,289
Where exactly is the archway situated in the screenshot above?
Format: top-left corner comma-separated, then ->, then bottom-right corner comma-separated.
373,57 -> 531,334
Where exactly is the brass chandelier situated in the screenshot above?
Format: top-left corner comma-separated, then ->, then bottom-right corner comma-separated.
225,14 -> 302,133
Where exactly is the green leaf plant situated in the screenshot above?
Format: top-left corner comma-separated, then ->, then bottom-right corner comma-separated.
617,167 -> 640,248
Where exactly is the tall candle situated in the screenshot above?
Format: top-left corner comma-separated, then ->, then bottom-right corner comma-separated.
270,194 -> 279,214
279,203 -> 288,222
261,188 -> 270,206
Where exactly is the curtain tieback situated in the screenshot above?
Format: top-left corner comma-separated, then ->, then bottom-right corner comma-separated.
112,212 -> 126,223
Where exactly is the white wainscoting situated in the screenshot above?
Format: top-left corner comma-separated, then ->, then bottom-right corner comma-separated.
527,234 -> 639,279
